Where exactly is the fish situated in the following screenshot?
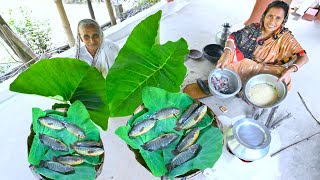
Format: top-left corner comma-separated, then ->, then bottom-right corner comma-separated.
176,102 -> 200,125
64,122 -> 86,138
39,134 -> 68,152
149,108 -> 181,120
141,133 -> 179,152
70,144 -> 104,156
172,127 -> 200,155
128,118 -> 157,137
174,105 -> 207,131
38,116 -> 65,130
53,155 -> 85,166
73,141 -> 102,147
39,160 -> 75,174
165,144 -> 201,171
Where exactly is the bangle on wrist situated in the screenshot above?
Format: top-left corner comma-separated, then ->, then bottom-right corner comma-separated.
224,47 -> 232,55
290,63 -> 299,72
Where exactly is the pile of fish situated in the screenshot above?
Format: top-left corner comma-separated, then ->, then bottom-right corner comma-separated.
36,115 -> 104,174
128,102 -> 207,172
211,75 -> 230,94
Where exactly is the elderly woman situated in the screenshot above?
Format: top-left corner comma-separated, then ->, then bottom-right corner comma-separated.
216,1 -> 308,89
75,19 -> 120,78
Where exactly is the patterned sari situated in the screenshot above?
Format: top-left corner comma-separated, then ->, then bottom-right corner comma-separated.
219,23 -> 306,89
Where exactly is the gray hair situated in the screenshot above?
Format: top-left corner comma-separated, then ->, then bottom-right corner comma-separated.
75,19 -> 103,66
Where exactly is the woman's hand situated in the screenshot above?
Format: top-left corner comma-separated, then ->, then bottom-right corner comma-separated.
278,66 -> 295,82
215,53 -> 229,70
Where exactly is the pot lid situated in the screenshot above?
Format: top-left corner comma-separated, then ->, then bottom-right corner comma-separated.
233,118 -> 271,149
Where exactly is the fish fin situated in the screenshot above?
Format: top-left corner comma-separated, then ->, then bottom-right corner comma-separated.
165,163 -> 174,171
70,144 -> 75,150
88,150 -> 94,154
171,149 -> 179,156
174,127 -> 181,131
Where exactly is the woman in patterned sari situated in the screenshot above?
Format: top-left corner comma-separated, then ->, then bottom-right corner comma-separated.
216,1 -> 309,90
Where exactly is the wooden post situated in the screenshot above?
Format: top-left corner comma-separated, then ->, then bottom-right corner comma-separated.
2,25 -> 37,59
54,0 -> 75,47
87,0 -> 96,20
105,0 -> 116,26
0,15 -> 33,63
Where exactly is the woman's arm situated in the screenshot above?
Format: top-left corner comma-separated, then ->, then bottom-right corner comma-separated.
215,39 -> 235,70
278,53 -> 309,81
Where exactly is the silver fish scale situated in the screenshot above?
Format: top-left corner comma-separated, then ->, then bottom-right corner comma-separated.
177,102 -> 200,125
65,122 -> 86,138
150,108 -> 181,120
176,128 -> 199,152
41,161 -> 74,174
176,105 -> 207,130
74,141 -> 101,147
38,116 -> 65,130
54,155 -> 84,165
143,133 -> 178,151
72,145 -> 104,156
129,119 -> 156,137
39,134 -> 68,152
170,144 -> 200,167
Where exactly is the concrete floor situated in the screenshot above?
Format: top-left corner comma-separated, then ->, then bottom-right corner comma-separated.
0,0 -> 320,179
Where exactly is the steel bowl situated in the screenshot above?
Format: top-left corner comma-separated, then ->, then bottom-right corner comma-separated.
202,44 -> 224,63
244,74 -> 287,108
188,49 -> 203,60
226,118 -> 271,161
208,68 -> 242,99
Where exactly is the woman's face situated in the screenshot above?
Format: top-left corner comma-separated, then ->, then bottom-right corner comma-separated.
263,7 -> 285,34
79,25 -> 102,53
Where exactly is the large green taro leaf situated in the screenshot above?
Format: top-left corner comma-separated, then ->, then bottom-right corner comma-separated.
9,58 -> 109,130
29,101 -> 102,179
106,10 -> 189,117
115,87 -> 223,178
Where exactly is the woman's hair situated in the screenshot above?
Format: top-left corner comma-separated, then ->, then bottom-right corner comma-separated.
261,1 -> 289,26
75,19 -> 103,59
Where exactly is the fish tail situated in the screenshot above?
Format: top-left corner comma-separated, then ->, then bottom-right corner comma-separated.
174,127 -> 181,131
165,163 -> 174,171
39,160 -> 46,167
171,149 -> 179,156
141,144 -> 147,150
52,156 -> 58,162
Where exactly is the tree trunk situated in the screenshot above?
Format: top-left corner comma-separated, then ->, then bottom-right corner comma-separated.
105,0 -> 116,26
54,0 -> 75,47
87,0 -> 96,20
0,15 -> 33,63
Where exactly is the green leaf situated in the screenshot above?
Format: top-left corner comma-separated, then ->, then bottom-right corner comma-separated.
28,134 -> 49,165
115,87 -> 223,178
35,163 -> 96,180
9,58 -> 109,130
106,10 -> 189,117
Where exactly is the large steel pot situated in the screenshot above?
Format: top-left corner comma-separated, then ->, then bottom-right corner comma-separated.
226,118 -> 271,161
244,74 -> 287,108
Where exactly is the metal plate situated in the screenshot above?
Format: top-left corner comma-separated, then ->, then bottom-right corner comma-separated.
233,118 -> 271,149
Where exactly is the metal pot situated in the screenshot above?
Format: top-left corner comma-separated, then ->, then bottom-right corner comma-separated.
226,118 -> 271,161
244,74 -> 287,108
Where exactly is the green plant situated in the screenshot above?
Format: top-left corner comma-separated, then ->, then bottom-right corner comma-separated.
7,7 -> 52,54
106,10 -> 188,117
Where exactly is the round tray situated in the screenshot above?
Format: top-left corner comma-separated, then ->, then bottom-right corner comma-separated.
129,103 -> 222,179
